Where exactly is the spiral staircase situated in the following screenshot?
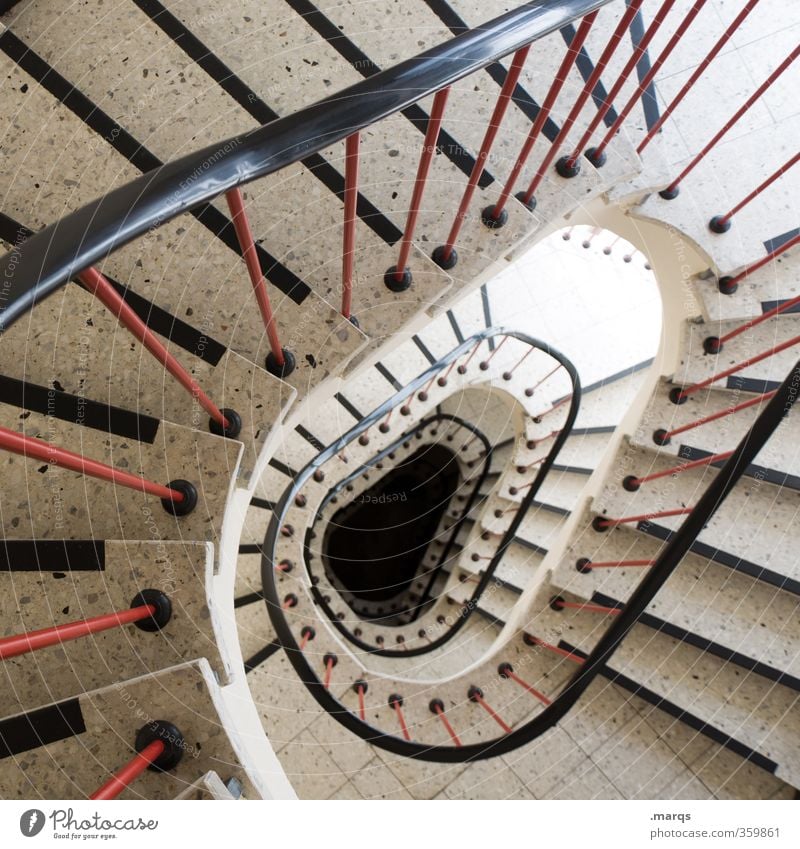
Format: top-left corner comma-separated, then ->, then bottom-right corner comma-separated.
0,0 -> 798,800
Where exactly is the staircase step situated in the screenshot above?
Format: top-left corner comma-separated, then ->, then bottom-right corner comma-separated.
0,540 -> 226,715
0,283 -> 293,484
0,35 -> 367,398
0,399 -> 239,545
0,659 -> 256,799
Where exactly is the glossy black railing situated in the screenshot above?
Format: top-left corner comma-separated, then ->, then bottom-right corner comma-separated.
262,350 -> 800,760
305,412 -> 493,647
287,325 -> 578,658
0,0 -> 611,331
262,328 -> 581,734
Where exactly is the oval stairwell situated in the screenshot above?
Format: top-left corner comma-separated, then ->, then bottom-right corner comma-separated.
0,0 -> 798,800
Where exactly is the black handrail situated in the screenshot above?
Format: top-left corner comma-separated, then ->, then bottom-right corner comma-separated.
261,327 -> 582,756
262,351 -> 800,760
0,0 -> 612,331
303,412 -> 494,655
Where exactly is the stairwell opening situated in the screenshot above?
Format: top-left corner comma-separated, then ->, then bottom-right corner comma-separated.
321,441 -> 461,621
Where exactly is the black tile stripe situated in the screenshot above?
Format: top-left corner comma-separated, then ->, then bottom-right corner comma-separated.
638,522 -> 800,598
549,463 -> 593,475
592,591 -> 800,693
131,0 -> 402,247
446,309 -> 464,343
0,540 -> 105,572
626,8 -> 660,131
282,0 -> 492,188
568,425 -> 616,435
764,227 -> 800,254
480,284 -> 494,350
559,23 -> 619,128
560,640 -> 778,774
412,335 -> 437,365
531,499 -> 571,517
238,543 -> 263,555
420,0 -> 561,142
0,699 -> 86,759
268,457 -> 298,479
513,535 -> 548,557
244,640 -> 282,673
250,496 -> 275,511
725,376 -> 781,394
0,210 -> 228,365
294,424 -> 326,451
677,444 -> 800,491
0,374 -> 160,443
234,591 -> 265,609
334,392 -> 364,421
580,358 -> 655,394
761,298 -> 800,315
0,31 -> 310,304
374,361 -> 402,390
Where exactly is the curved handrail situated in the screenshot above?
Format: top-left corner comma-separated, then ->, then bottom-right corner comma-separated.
0,0 -> 611,331
305,411 -> 494,651
286,329 -> 579,657
262,327 -> 583,757
262,346 -> 800,760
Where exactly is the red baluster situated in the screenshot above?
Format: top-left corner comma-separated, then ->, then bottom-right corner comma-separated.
524,362 -> 562,397
298,625 -> 315,651
467,686 -> 511,732
0,425 -> 195,513
354,679 -> 368,720
718,233 -> 800,295
518,0 -> 647,208
498,663 -> 551,706
709,152 -> 800,233
593,508 -> 693,530
341,132 -> 361,320
433,45 -> 532,269
225,188 -> 293,377
713,289 -> 800,350
638,0 -> 762,153
623,449 -> 734,490
660,44 -> 800,199
388,87 -> 451,289
323,653 -> 338,689
485,11 -> 598,224
78,268 -> 236,435
430,699 -> 462,745
389,694 -> 411,740
653,391 -> 776,445
524,634 -> 585,663
671,335 -> 800,402
561,0 -> 683,172
89,721 -> 183,800
0,591 -> 170,660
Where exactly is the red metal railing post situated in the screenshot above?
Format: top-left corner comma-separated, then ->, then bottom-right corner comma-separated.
562,0 -> 683,171
518,0 -> 646,207
388,87 -> 451,289
90,740 -> 166,800
341,132 -> 361,320
709,151 -> 800,233
430,699 -> 462,745
486,11 -> 598,224
659,44 -> 800,199
0,592 -> 170,660
718,233 -> 800,295
498,663 -> 551,705
225,188 -> 293,376
78,268 -> 234,434
638,0 -> 762,153
432,45 -> 532,268
0,425 -> 194,511
389,694 -> 411,740
468,686 -> 511,732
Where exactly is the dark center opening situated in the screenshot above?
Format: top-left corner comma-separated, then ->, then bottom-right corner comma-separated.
322,443 -> 460,610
